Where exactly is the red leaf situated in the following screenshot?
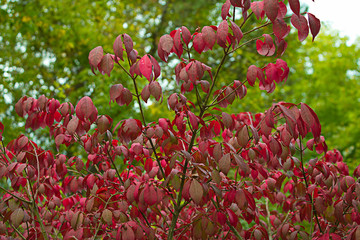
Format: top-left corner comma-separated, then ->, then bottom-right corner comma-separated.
202,26 -> 216,50
143,184 -> 157,205
221,0 -> 231,20
230,20 -> 243,45
273,19 -> 290,40
116,88 -> 133,106
149,81 -> 162,101
123,33 -> 133,54
11,208 -> 24,228
256,34 -> 275,56
149,55 -> 161,80
222,112 -> 233,129
308,13 -> 321,41
193,33 -> 205,54
230,0 -> 242,7
289,0 -> 300,16
291,14 -> 309,42
181,26 -> 192,45
101,209 -> 112,224
217,212 -> 227,225
141,84 -> 150,103
139,55 -> 152,81
109,84 -> 124,103
226,209 -> 239,226
237,126 -> 249,148
217,20 -> 229,48
189,179 -> 203,205
173,29 -> 183,58
219,153 -> 231,175
88,46 -> 103,74
113,35 -> 124,62
301,103 -> 321,140
159,34 -> 173,53
67,117 -> 79,135
122,225 -> 135,240
98,54 -> 114,77
188,111 -> 198,130
144,158 -> 153,173
247,65 -> 264,86
75,96 -> 97,122
264,0 -> 279,22
251,1 -> 265,20
199,80 -> 210,93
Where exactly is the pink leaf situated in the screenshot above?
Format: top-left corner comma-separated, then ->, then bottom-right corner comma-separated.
141,84 -> 150,103
199,80 -> 210,93
189,179 -> 203,205
289,0 -> 300,16
149,81 -> 162,101
75,96 -> 97,122
226,209 -> 239,226
143,184 -> 157,205
188,111 -> 199,130
181,26 -> 192,45
308,13 -> 321,41
113,35 -> 124,62
217,20 -> 229,48
273,19 -> 290,40
264,0 -> 279,22
67,117 -> 79,135
219,153 -> 231,175
149,55 -> 161,80
251,1 -> 265,20
139,55 -> 152,81
193,33 -> 205,54
291,14 -> 309,42
173,29 -> 183,58
221,0 -> 231,20
301,103 -> 321,140
88,46 -> 103,74
123,33 -> 133,54
256,34 -> 275,56
230,20 -> 243,44
222,112 -> 233,129
109,84 -> 124,103
98,54 -> 114,77
202,26 -> 216,50
230,0 -> 242,7
159,34 -> 174,53
246,65 -> 264,87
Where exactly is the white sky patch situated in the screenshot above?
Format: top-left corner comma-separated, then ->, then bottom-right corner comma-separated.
301,0 -> 360,43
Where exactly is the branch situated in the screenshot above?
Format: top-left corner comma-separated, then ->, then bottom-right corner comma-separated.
0,186 -> 32,204
299,138 -> 323,234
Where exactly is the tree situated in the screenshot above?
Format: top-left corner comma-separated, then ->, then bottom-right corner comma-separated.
0,0 -> 219,142
227,28 -> 360,170
1,0 -> 360,239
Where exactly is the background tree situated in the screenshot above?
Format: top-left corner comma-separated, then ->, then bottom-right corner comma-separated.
1,0 -> 359,169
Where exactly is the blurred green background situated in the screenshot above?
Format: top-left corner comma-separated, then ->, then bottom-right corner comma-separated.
1,0 -> 359,169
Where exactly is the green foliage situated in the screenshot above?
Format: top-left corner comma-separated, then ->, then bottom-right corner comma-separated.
1,1 -> 359,169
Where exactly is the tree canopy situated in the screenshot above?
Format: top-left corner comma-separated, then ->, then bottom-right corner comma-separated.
1,0 -> 359,167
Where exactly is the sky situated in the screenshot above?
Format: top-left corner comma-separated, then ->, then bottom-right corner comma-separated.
302,0 -> 360,43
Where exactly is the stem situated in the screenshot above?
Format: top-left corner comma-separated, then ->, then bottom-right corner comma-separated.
93,193 -> 118,238
265,198 -> 273,240
298,138 -> 323,234
106,147 -> 125,185
167,46 -> 232,240
116,61 -> 167,179
209,198 -> 242,239
27,180 -> 49,240
0,186 -> 32,204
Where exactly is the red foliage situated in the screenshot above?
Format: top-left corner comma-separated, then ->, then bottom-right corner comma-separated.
0,1 -> 357,240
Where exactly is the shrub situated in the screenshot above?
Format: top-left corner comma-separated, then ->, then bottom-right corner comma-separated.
1,0 -> 360,239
